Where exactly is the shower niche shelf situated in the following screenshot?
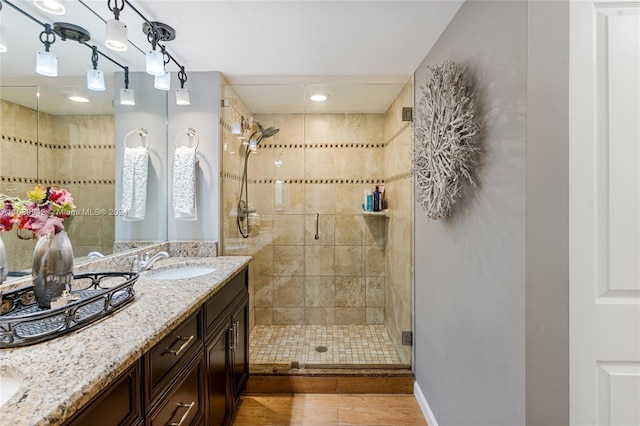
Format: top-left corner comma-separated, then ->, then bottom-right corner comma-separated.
361,209 -> 389,217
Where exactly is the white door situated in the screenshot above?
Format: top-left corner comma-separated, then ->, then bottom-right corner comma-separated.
570,1 -> 640,425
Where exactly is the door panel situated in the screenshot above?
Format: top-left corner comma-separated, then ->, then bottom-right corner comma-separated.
570,2 -> 640,425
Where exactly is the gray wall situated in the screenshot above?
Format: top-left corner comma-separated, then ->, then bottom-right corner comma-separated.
525,1 -> 569,425
413,1 -> 528,425
167,71 -> 221,242
114,72 -> 168,242
115,71 -> 221,244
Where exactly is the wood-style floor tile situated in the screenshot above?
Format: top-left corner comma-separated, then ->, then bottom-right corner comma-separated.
231,394 -> 427,426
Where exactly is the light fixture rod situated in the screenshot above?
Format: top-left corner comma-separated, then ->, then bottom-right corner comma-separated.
122,0 -> 186,76
81,41 -> 126,71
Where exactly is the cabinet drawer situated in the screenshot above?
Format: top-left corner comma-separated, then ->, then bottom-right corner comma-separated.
147,354 -> 205,426
147,310 -> 202,403
65,361 -> 142,426
205,268 -> 247,334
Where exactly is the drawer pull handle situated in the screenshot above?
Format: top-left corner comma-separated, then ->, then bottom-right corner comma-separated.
166,401 -> 195,426
233,321 -> 239,350
164,335 -> 195,357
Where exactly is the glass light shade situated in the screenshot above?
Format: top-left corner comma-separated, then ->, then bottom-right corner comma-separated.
0,26 -> 7,53
120,88 -> 135,105
87,69 -> 105,91
146,50 -> 164,76
231,121 -> 241,135
249,139 -> 258,152
36,51 -> 58,76
33,0 -> 66,15
154,71 -> 171,91
105,19 -> 128,52
176,88 -> 190,105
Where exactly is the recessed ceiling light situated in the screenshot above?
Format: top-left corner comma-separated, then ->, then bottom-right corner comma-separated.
310,93 -> 329,102
68,95 -> 89,103
33,0 -> 66,15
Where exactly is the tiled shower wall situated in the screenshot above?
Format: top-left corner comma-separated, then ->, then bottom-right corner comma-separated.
221,101 -> 387,326
251,112 -> 387,326
383,82 -> 414,365
0,99 -> 115,270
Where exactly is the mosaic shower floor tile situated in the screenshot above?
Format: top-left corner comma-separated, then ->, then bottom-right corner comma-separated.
250,325 -> 404,366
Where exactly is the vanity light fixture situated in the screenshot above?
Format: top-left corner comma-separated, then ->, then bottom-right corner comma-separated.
86,45 -> 105,91
310,93 -> 329,102
175,66 -> 190,105
120,66 -> 135,105
144,21 -> 174,76
105,0 -> 127,52
36,23 -> 57,76
154,71 -> 170,91
33,0 -> 66,15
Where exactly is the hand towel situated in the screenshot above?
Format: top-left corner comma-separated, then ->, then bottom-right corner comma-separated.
121,146 -> 149,221
173,146 -> 198,221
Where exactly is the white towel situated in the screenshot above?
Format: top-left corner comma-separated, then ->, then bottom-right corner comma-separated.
121,146 -> 148,221
173,146 -> 197,221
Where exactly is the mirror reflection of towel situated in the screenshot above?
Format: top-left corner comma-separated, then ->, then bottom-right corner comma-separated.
173,146 -> 197,221
122,146 -> 148,221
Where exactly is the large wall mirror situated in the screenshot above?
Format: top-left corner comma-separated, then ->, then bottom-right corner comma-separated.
0,0 -> 162,282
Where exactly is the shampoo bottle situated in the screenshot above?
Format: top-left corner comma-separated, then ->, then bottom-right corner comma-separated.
373,186 -> 380,211
366,190 -> 373,211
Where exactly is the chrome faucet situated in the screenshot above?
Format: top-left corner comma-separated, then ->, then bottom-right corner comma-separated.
129,250 -> 171,272
87,251 -> 105,260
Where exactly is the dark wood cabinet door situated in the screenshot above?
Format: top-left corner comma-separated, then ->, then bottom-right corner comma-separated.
230,294 -> 249,403
206,324 -> 230,426
65,361 -> 142,426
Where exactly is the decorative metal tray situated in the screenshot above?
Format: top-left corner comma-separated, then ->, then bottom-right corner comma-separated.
0,272 -> 139,348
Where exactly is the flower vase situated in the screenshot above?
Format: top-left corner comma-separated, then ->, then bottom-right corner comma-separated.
32,231 -> 74,308
0,235 -> 7,283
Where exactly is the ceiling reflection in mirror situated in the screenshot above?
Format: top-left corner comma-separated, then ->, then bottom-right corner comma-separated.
0,0 -> 157,283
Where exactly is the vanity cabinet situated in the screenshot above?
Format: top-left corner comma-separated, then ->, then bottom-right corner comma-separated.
205,267 -> 249,426
62,266 -> 249,426
65,361 -> 143,426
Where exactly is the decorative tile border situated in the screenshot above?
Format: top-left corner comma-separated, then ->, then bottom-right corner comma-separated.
1,134 -> 114,150
0,176 -> 115,185
384,122 -> 413,147
384,171 -> 413,184
222,172 -> 384,185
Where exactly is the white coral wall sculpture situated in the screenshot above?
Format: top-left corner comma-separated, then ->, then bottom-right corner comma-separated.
413,60 -> 480,220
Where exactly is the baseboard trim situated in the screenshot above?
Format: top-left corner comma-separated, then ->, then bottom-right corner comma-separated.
414,381 -> 439,426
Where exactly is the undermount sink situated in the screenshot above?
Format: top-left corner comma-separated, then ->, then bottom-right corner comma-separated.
150,266 -> 216,280
0,376 -> 22,406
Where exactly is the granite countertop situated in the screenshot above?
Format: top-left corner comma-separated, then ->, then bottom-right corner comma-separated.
0,255 -> 251,426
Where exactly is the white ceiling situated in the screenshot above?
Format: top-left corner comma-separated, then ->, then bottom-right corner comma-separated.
0,0 -> 463,114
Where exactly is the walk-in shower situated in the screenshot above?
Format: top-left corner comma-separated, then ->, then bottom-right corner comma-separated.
237,121 -> 279,238
221,82 -> 414,373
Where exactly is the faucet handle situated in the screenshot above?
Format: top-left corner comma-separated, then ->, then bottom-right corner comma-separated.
143,250 -> 156,261
128,255 -> 141,272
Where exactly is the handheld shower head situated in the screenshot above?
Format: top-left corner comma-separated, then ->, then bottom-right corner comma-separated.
261,126 -> 280,139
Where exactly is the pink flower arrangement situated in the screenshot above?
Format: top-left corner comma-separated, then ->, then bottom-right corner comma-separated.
0,185 -> 76,238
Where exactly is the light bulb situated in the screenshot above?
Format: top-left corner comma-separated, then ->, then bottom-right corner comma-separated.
87,69 -> 105,91
33,0 -> 66,15
154,71 -> 170,91
146,50 -> 164,76
176,88 -> 190,105
310,93 -> 329,102
105,19 -> 128,52
120,88 -> 135,105
36,51 -> 58,76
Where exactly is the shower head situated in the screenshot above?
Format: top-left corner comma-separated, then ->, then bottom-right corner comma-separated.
261,126 -> 280,139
